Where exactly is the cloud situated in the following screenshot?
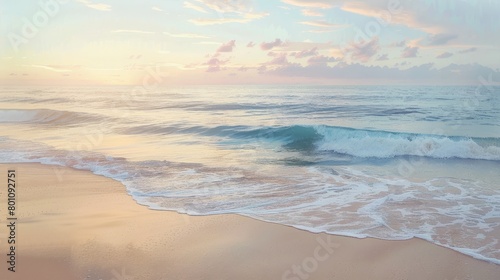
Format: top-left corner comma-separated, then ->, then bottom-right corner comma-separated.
29,64 -> 80,72
402,46 -> 419,58
247,42 -> 255,48
196,0 -> 252,13
203,38 -> 238,72
281,0 -> 500,50
336,0 -> 500,54
306,29 -> 337,33
260,39 -> 284,50
190,18 -> 249,25
189,1 -> 268,25
340,1 -> 500,37
307,55 -> 337,66
459,47 -> 477,54
243,12 -> 269,19
302,9 -> 322,17
164,32 -> 210,39
427,33 -> 458,46
300,21 -> 341,28
217,40 -> 236,52
189,12 -> 267,25
281,0 -> 336,9
436,52 -> 453,59
291,47 -> 318,58
196,41 -> 221,45
376,54 -> 389,61
282,42 -> 337,53
262,53 -> 291,66
152,6 -> 163,12
345,37 -> 380,62
113,30 -> 154,34
184,2 -> 208,13
204,56 -> 229,72
264,61 -> 500,84
84,66 -> 124,71
77,0 -> 111,11
390,40 -> 406,48
268,55 -> 289,66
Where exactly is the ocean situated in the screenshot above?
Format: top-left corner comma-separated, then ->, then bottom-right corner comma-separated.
1,85 -> 499,264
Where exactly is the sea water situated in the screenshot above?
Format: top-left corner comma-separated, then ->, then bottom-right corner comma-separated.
0,85 -> 499,263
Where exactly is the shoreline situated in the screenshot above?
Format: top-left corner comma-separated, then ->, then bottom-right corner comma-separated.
0,162 -> 499,280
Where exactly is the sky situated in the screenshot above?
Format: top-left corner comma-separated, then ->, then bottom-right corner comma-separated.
1,0 -> 499,85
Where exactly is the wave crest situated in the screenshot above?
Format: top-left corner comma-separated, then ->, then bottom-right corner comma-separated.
0,109 -> 103,125
314,125 -> 500,160
244,125 -> 500,161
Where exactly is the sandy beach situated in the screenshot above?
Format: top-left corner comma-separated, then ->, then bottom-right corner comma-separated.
0,163 -> 497,280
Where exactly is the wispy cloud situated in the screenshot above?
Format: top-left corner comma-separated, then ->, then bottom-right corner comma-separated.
302,9 -> 322,17
196,41 -> 222,45
29,64 -> 129,73
28,64 -> 79,72
112,30 -> 154,34
305,29 -> 336,33
184,1 -> 208,13
459,47 -> 477,54
152,6 -> 163,12
436,52 -> 453,59
164,32 -> 210,39
244,12 -> 269,19
84,67 -> 124,71
189,10 -> 268,25
77,0 -> 111,11
300,21 -> 342,28
190,17 -> 250,25
426,33 -> 458,46
281,0 -> 335,9
188,0 -> 268,25
196,0 -> 252,13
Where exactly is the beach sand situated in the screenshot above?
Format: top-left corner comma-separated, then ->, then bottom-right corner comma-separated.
0,163 -> 499,280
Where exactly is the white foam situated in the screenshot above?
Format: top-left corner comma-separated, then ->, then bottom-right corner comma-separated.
315,126 -> 500,160
0,136 -> 499,265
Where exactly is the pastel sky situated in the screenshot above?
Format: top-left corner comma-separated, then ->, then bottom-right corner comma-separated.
1,0 -> 499,85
